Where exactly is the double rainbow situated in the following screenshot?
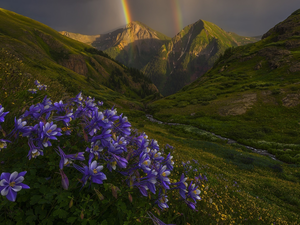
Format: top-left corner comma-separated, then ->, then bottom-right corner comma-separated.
120,0 -> 183,35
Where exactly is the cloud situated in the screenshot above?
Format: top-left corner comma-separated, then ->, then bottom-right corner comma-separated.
0,0 -> 299,37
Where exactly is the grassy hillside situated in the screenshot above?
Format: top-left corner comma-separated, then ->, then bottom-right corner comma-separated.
128,115 -> 300,224
0,8 -> 159,120
142,20 -> 259,96
147,10 -> 300,164
0,7 -> 300,225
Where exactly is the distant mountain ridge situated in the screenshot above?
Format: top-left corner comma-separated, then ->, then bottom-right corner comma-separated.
142,19 -> 259,96
60,21 -> 171,70
60,20 -> 258,96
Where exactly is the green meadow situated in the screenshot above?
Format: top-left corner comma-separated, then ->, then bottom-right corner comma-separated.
0,7 -> 300,225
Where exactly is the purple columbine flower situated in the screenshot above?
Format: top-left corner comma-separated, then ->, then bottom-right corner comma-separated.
91,129 -> 112,148
9,117 -> 31,138
114,113 -> 131,135
115,155 -> 128,169
52,100 -> 66,114
84,99 -> 98,112
172,173 -> 188,199
139,169 -> 157,194
164,143 -> 174,150
27,140 -> 44,160
0,105 -> 9,123
149,139 -> 159,151
0,139 -> 11,151
0,171 -> 30,202
71,92 -> 83,105
22,104 -> 41,119
37,84 -> 47,91
73,161 -> 107,190
136,135 -> 149,153
155,193 -> 169,209
103,107 -> 119,122
86,140 -> 103,164
53,113 -> 73,127
87,110 -> 111,136
55,146 -> 85,170
157,165 -> 171,189
164,153 -> 174,171
138,152 -> 151,173
28,89 -> 37,94
187,181 -> 201,202
150,149 -> 164,163
34,80 -> 40,86
40,122 -> 62,147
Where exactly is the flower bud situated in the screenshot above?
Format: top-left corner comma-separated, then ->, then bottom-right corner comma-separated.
60,170 -> 69,190
69,198 -> 73,208
94,188 -> 104,201
112,185 -> 117,199
80,210 -> 84,219
128,192 -> 133,203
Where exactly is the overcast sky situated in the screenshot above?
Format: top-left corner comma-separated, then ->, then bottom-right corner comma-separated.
0,0 -> 299,37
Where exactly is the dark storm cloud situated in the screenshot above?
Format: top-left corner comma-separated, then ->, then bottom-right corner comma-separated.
0,0 -> 299,37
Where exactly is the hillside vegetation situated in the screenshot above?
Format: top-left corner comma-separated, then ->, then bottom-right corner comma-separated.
0,7 -> 300,225
0,8 -> 160,120
147,9 -> 300,164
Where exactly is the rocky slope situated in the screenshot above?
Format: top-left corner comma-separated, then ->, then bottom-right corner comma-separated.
142,19 -> 259,96
60,20 -> 258,96
60,21 -> 171,70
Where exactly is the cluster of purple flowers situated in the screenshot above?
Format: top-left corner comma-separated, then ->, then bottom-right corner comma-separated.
0,87 -> 202,213
27,80 -> 47,94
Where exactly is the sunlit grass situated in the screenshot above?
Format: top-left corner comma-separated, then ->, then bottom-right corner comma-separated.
130,117 -> 300,224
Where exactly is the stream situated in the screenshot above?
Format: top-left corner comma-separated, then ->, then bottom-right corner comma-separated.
145,114 -> 279,161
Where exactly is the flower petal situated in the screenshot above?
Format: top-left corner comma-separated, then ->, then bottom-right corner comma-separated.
0,172 -> 11,181
0,179 -> 9,186
11,185 -> 22,192
14,176 -> 24,184
19,183 -> 30,189
18,171 -> 27,177
9,172 -> 18,183
6,189 -> 17,202
1,186 -> 10,196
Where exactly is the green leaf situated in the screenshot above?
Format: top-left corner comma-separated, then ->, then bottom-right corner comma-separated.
66,217 -> 77,224
43,218 -> 54,225
53,209 -> 68,219
100,220 -> 108,225
88,220 -> 97,225
25,215 -> 37,224
30,195 -> 42,205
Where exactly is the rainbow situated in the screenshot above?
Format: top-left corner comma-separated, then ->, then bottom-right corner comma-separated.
120,0 -> 135,61
121,0 -> 132,25
171,0 -> 183,34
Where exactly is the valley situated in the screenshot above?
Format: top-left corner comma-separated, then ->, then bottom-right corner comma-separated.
0,6 -> 299,225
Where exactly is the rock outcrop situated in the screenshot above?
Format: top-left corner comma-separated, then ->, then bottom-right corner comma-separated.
59,54 -> 88,76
